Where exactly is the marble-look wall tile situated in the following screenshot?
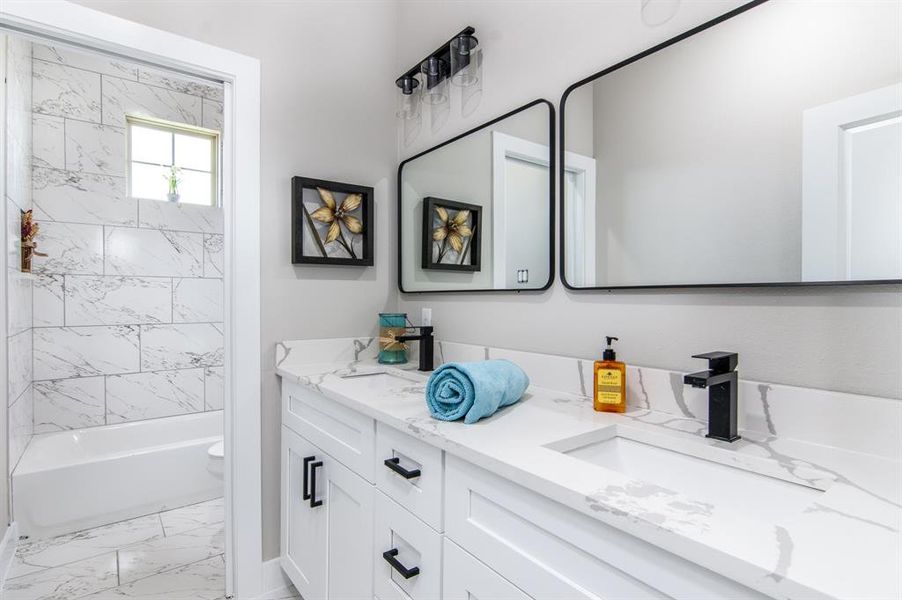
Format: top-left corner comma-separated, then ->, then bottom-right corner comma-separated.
33,60 -> 101,123
9,385 -> 33,471
105,227 -> 203,277
204,366 -> 224,411
274,337 -> 379,369
6,128 -> 31,210
137,67 -> 224,102
65,120 -> 126,176
8,330 -> 33,402
141,323 -> 223,371
33,114 -> 65,170
6,198 -> 23,273
34,43 -> 138,80
31,221 -> 104,275
101,76 -> 201,126
34,274 -> 65,327
33,325 -> 140,380
173,278 -> 223,323
202,99 -> 223,132
65,275 -> 172,326
33,377 -> 105,433
33,167 -> 134,226
138,199 -> 223,234
107,369 -> 204,423
7,271 -> 33,337
203,234 -> 224,278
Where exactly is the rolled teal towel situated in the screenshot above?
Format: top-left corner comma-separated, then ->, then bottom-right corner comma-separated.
426,359 -> 529,424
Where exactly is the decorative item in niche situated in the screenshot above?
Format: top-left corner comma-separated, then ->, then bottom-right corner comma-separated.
292,176 -> 374,266
20,209 -> 47,273
165,166 -> 182,202
422,197 -> 481,271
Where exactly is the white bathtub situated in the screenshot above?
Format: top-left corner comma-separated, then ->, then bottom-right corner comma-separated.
12,411 -> 223,539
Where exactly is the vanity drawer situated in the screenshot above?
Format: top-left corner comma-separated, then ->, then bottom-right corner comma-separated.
444,455 -> 770,600
374,490 -> 442,600
282,379 -> 375,482
443,537 -> 533,600
375,423 -> 443,531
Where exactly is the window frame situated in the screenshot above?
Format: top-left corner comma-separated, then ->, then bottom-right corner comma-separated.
126,115 -> 221,207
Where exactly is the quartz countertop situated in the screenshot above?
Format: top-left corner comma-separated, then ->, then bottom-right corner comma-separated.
276,355 -> 901,600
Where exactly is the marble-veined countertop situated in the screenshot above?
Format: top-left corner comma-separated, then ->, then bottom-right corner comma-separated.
276,356 -> 901,600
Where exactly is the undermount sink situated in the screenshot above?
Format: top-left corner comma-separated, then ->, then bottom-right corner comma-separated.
546,425 -> 832,522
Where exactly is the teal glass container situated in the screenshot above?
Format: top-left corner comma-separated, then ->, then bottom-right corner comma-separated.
378,313 -> 409,364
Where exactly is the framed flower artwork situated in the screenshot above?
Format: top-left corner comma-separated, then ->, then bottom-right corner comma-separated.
291,176 -> 374,266
421,196 -> 481,272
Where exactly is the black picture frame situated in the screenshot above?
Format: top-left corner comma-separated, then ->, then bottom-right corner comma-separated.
421,197 -> 482,272
398,98 -> 556,294
291,176 -> 374,266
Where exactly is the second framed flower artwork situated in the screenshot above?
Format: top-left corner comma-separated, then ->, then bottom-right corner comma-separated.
291,176 -> 374,266
421,196 -> 481,272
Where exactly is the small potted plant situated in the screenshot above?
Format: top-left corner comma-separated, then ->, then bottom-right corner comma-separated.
21,210 -> 47,273
164,166 -> 182,202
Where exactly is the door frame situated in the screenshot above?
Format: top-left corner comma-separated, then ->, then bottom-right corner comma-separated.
561,150 -> 596,287
0,2 -> 262,597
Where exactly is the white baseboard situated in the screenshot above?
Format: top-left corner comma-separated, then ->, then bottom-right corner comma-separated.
254,557 -> 293,599
0,522 -> 19,592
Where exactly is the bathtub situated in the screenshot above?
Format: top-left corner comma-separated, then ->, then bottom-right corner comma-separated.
12,411 -> 223,540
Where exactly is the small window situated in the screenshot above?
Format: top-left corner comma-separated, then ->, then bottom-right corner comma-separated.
127,117 -> 219,206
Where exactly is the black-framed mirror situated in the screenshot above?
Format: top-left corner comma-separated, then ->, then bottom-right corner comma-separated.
399,99 -> 555,293
560,0 -> 902,290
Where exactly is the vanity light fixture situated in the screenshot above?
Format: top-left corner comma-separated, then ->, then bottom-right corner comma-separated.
395,26 -> 479,119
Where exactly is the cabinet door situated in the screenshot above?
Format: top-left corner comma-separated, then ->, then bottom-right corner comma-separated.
443,537 -> 533,600
281,426 -> 327,600
374,491 -> 442,600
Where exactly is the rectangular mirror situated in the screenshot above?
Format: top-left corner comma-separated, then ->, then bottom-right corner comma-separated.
399,99 -> 554,292
561,0 -> 902,289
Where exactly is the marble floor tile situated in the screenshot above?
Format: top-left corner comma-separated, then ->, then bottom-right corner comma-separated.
118,523 -> 225,584
10,514 -> 163,578
160,498 -> 224,537
3,552 -> 118,600
83,554 -> 225,600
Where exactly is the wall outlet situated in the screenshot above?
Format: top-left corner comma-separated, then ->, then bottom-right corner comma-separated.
421,307 -> 432,326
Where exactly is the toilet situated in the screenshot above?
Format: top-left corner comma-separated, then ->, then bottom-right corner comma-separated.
207,440 -> 224,480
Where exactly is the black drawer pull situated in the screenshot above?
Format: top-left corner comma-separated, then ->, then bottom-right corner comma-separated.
302,456 -> 315,500
382,549 -> 420,579
309,461 -> 323,508
384,457 -> 421,479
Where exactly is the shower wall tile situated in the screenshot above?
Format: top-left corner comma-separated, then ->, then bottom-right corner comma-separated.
203,234 -> 224,278
7,198 -> 23,272
6,130 -> 32,209
33,114 -> 66,170
9,385 -> 33,471
65,121 -> 127,177
202,99 -> 224,132
173,278 -> 223,323
137,67 -> 224,102
138,199 -> 223,234
65,276 -> 172,326
31,221 -> 104,275
34,43 -> 139,81
9,330 -> 33,402
34,274 -> 65,327
33,167 -> 134,226
204,367 -> 224,411
33,325 -> 140,380
8,270 -> 34,336
141,323 -> 223,371
107,369 -> 204,423
101,76 -> 201,126
34,377 -> 106,433
33,60 -> 102,123
105,227 -> 204,277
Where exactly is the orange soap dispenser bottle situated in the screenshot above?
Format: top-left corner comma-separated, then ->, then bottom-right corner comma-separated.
594,336 -> 627,413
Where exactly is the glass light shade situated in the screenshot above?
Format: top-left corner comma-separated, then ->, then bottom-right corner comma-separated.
396,87 -> 421,120
420,57 -> 449,106
450,34 -> 481,87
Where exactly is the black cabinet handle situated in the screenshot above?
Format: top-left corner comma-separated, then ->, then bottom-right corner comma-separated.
302,456 -> 315,500
309,461 -> 323,508
384,457 -> 421,479
382,549 -> 420,579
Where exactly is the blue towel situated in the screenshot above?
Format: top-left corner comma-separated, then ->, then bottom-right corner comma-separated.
426,360 -> 529,424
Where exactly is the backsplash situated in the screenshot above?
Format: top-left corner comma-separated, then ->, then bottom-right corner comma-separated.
275,337 -> 901,461
27,43 -> 225,433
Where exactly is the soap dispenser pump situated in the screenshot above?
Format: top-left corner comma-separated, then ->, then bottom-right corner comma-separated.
594,336 -> 627,413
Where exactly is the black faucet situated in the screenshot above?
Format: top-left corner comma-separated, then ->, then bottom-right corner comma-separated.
396,326 -> 434,372
684,352 -> 740,442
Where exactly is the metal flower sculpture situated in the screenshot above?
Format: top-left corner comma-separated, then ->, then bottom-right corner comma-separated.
432,206 -> 472,263
309,187 -> 364,259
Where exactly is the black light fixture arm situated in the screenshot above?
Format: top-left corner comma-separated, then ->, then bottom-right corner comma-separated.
395,26 -> 477,91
